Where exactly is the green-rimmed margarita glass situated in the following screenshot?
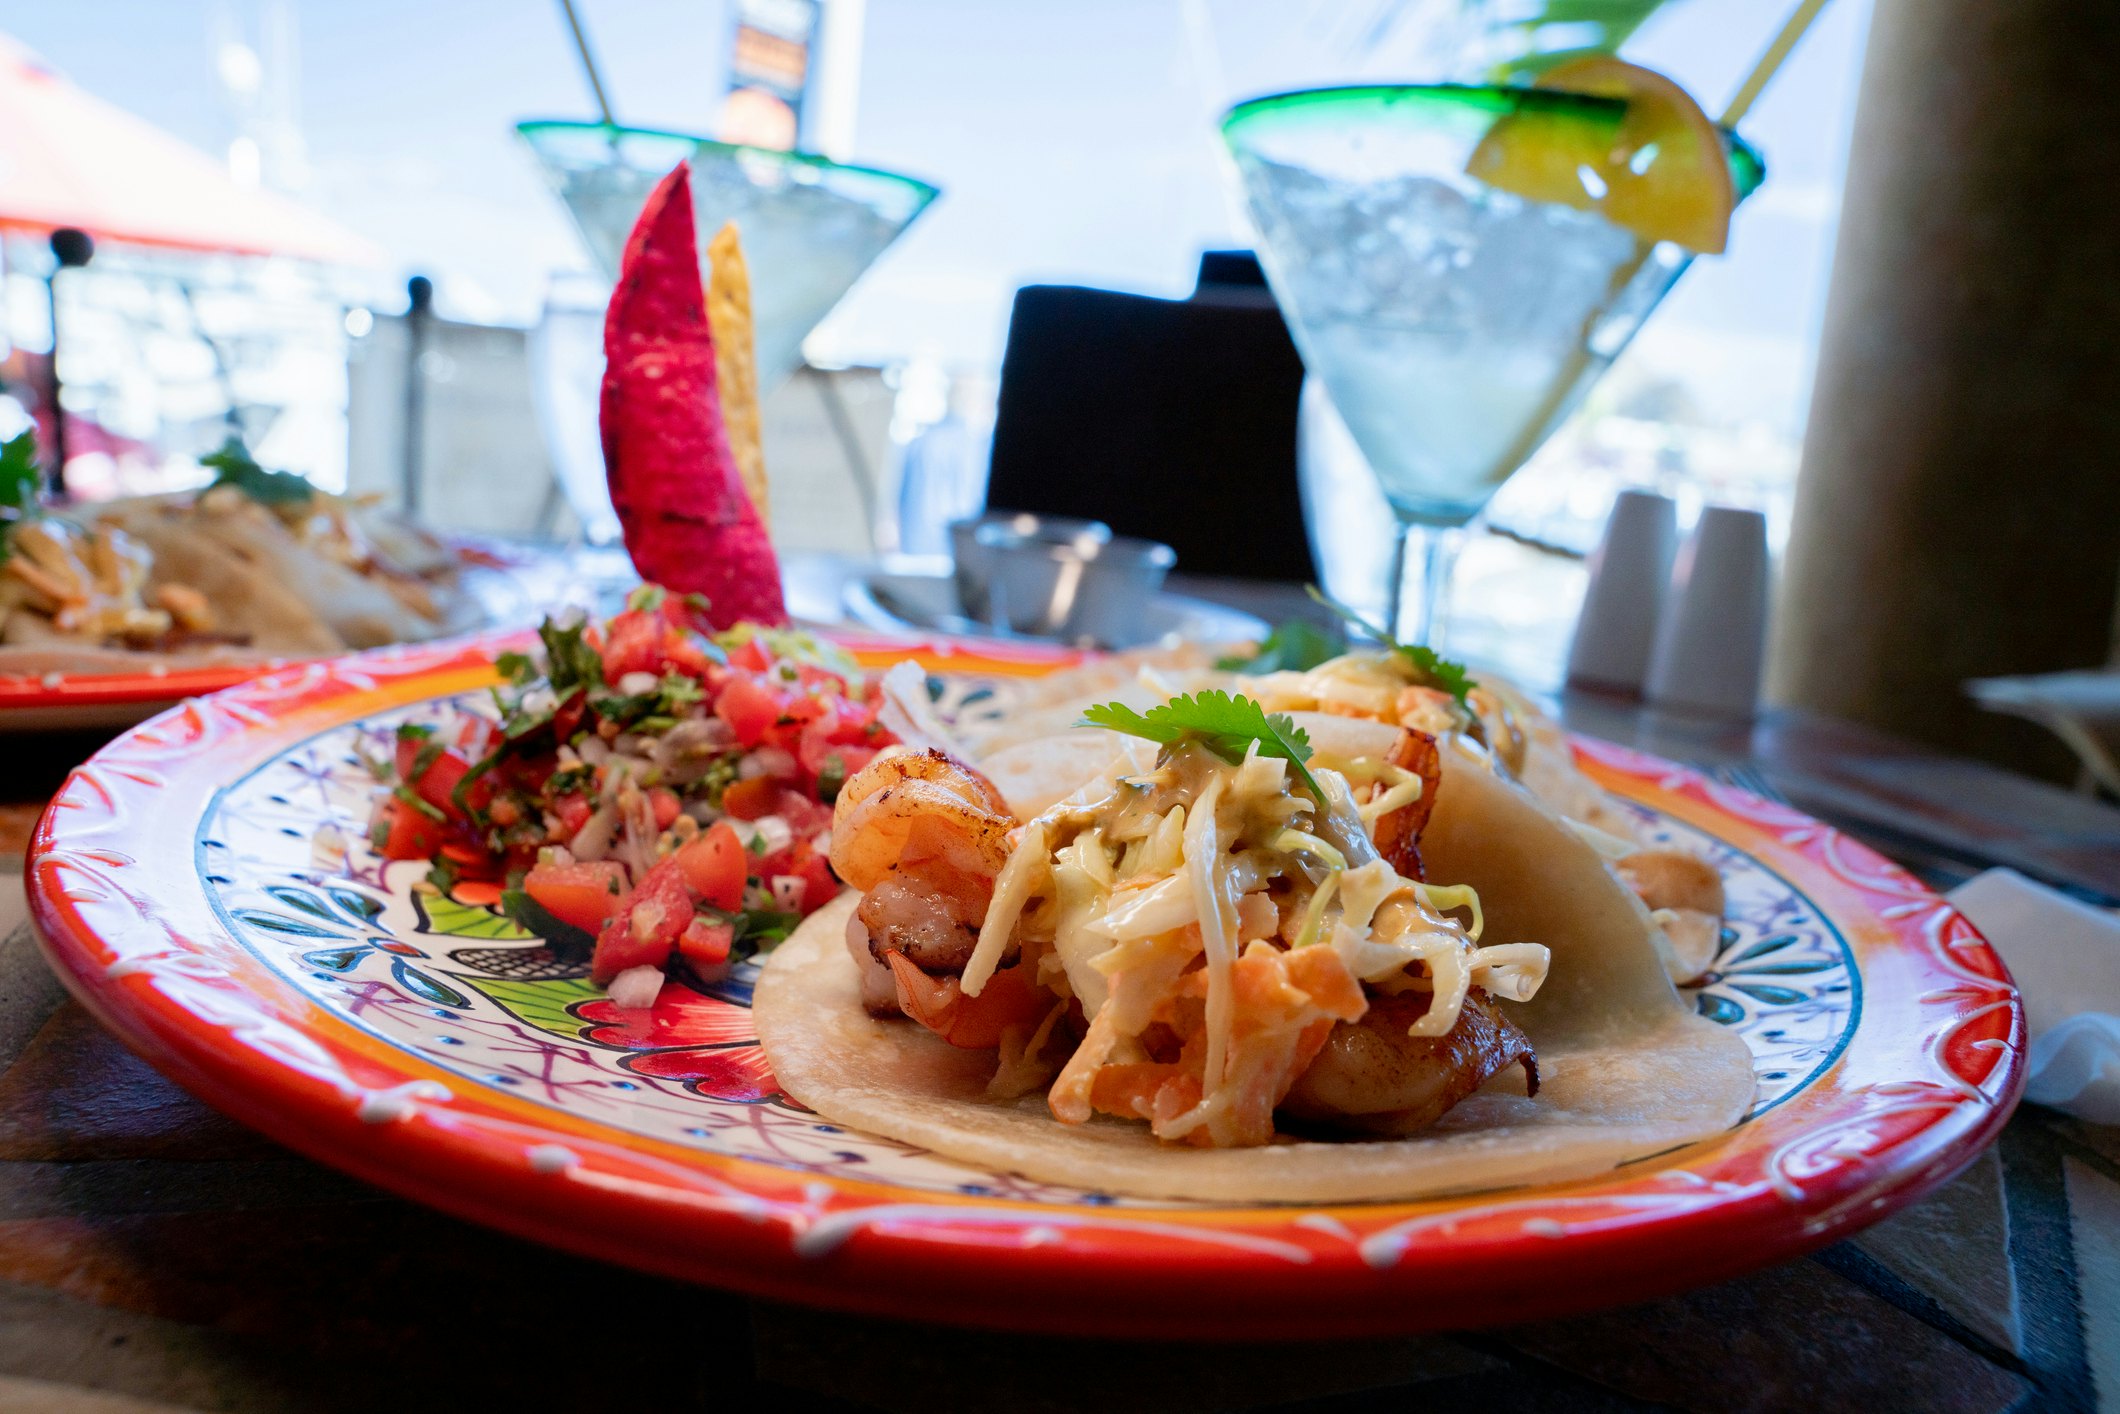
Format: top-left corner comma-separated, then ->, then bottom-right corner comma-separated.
1220,85 -> 1764,647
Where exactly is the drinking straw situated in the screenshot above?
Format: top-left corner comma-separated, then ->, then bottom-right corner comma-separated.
1720,0 -> 1834,127
1481,0 -> 1833,498
558,0 -> 618,126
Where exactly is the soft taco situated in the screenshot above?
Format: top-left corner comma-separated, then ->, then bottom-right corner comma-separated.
754,694 -> 1753,1203
974,641 -> 1731,984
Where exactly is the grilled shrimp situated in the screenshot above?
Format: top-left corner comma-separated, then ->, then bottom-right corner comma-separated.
1279,988 -> 1537,1136
829,749 -> 1012,891
829,750 -> 1018,1011
1369,728 -> 1442,882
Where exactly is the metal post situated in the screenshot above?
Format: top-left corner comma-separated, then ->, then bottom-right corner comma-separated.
401,275 -> 433,516
43,228 -> 92,496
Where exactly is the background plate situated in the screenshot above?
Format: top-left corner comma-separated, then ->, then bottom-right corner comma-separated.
24,634 -> 2024,1338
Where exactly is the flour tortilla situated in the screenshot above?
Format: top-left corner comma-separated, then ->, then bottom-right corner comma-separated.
755,721 -> 1755,1203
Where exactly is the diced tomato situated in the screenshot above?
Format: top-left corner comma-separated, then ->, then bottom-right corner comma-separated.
454,715 -> 497,758
828,698 -> 880,740
727,637 -> 773,673
648,787 -> 682,829
715,675 -> 781,746
794,850 -> 839,915
374,797 -> 447,860
831,744 -> 880,781
660,629 -> 719,681
552,690 -> 588,743
673,821 -> 748,910
590,860 -> 689,983
794,663 -> 850,696
775,789 -> 834,838
551,793 -> 593,838
720,775 -> 779,821
394,731 -> 432,783
440,839 -> 505,880
678,916 -> 733,966
796,717 -> 880,787
523,860 -> 630,933
600,609 -> 664,681
776,694 -> 830,730
410,748 -> 475,815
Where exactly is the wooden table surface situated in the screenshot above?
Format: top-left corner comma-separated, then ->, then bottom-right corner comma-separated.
0,595 -> 2115,1412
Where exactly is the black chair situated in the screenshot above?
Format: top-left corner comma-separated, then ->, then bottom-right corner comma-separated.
983,251 -> 1314,582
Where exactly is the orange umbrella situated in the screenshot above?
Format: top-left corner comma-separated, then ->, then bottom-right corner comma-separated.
0,34 -> 384,265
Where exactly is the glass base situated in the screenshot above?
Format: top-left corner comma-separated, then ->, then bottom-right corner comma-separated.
1387,520 -> 1469,650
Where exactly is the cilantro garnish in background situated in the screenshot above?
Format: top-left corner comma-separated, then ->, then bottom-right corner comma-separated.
1305,585 -> 1476,706
200,436 -> 316,506
1215,619 -> 1345,675
1079,691 -> 1324,801
0,429 -> 43,523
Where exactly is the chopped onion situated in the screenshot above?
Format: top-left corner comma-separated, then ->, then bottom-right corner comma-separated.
608,966 -> 663,1010
739,745 -> 798,781
570,803 -> 620,861
770,874 -> 806,911
617,671 -> 660,696
749,814 -> 794,856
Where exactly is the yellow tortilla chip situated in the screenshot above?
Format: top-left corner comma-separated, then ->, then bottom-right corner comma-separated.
706,221 -> 768,524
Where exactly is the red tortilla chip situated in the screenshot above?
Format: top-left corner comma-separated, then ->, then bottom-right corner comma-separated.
600,162 -> 787,630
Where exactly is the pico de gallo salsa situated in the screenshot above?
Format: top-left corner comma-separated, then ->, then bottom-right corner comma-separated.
362,587 -> 895,1002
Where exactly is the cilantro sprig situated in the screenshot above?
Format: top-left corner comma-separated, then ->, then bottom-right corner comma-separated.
536,616 -> 604,696
1079,691 -> 1324,801
0,429 -> 44,524
1304,586 -> 1476,707
200,437 -> 316,505
1215,620 -> 1344,675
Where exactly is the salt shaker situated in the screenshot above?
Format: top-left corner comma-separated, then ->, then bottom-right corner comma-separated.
1645,505 -> 1771,718
1566,489 -> 1678,694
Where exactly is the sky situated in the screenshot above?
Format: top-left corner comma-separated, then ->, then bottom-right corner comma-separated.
4,0 -> 1872,437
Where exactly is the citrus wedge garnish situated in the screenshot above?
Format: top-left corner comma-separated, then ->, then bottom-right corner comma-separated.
1465,57 -> 1737,254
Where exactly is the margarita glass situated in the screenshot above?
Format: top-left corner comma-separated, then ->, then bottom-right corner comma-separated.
518,121 -> 938,389
1221,84 -> 1763,646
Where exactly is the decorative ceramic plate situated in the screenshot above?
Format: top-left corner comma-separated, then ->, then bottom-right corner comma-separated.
26,635 -> 2024,1339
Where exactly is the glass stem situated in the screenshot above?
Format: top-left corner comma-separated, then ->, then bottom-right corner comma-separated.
1389,518 -> 1464,650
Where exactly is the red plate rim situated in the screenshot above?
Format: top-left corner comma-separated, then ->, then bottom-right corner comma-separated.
23,632 -> 2025,1339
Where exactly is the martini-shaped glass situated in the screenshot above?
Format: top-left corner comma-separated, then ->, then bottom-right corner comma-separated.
518,121 -> 939,389
1221,85 -> 1763,646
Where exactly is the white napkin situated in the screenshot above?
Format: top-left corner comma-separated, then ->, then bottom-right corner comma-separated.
1948,868 -> 2120,1124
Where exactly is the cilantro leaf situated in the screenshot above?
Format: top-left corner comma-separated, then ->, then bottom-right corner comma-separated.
1079,690 -> 1323,801
695,904 -> 802,958
1304,585 -> 1477,707
0,429 -> 44,516
537,616 -> 604,696
200,437 -> 316,505
1400,643 -> 1474,704
1215,620 -> 1345,675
